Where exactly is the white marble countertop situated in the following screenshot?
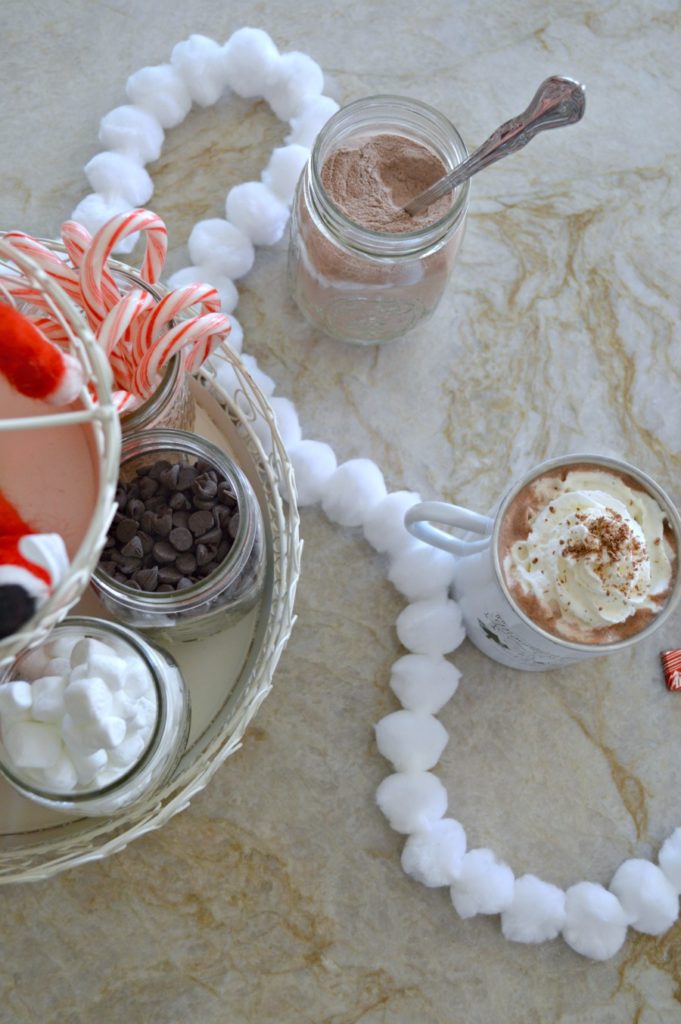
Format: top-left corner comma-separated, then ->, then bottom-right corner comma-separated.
1,1 -> 681,1021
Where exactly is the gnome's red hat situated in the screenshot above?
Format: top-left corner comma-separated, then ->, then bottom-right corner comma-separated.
0,303 -> 82,639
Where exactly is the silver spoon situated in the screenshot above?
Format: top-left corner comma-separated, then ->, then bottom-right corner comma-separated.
404,75 -> 586,215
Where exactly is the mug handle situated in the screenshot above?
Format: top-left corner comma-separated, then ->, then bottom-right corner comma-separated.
405,501 -> 494,555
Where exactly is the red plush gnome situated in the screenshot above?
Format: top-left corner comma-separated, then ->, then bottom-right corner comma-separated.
0,303 -> 82,639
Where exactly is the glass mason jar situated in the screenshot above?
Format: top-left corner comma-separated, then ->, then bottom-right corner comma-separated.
91,428 -> 266,642
0,616 -> 190,816
288,95 -> 470,345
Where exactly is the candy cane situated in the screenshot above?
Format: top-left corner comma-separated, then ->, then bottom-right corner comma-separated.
96,288 -> 156,359
1,231 -> 82,302
134,313 -> 229,396
134,282 -> 221,356
61,220 -> 120,324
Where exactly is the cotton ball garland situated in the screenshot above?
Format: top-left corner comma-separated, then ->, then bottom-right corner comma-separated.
225,182 -> 289,247
187,219 -> 255,280
401,819 -> 467,887
171,35 -> 229,107
289,440 -> 338,506
609,859 -> 679,935
500,874 -> 566,944
98,105 -> 165,164
375,710 -> 448,772
286,95 -> 340,148
83,152 -> 153,207
562,882 -> 630,960
388,544 -> 457,601
261,145 -> 310,205
270,397 -> 302,451
321,459 -> 387,528
659,828 -> 681,892
222,28 -> 280,98
70,194 -> 137,254
389,654 -> 461,714
450,848 -> 515,919
363,491 -> 422,556
126,64 -> 193,129
166,266 -> 238,314
265,51 -> 325,120
396,598 -> 465,656
375,771 -> 448,834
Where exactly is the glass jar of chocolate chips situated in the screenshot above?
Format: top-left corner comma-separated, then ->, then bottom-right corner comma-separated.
91,429 -> 266,641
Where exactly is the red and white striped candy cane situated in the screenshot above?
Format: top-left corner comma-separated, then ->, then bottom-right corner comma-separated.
96,288 -> 157,394
134,312 -> 230,397
134,282 -> 221,357
1,231 -> 82,302
60,220 -> 120,326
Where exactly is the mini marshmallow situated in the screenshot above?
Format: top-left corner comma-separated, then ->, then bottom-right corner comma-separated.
240,353 -> 276,397
84,715 -> 127,751
261,145 -> 310,205
98,105 -> 165,164
374,710 -> 448,772
289,439 -> 338,506
130,696 -> 157,732
70,194 -> 137,254
16,647 -> 49,679
610,859 -> 679,936
501,874 -> 566,943
86,652 -> 128,691
84,152 -> 154,206
0,680 -> 32,719
70,637 -> 118,669
264,52 -> 325,121
108,730 -> 147,769
3,720 -> 61,769
223,28 -> 280,98
225,182 -> 290,246
321,459 -> 387,528
270,397 -> 302,451
119,662 -> 154,700
375,771 -> 447,834
41,750 -> 78,792
69,746 -> 108,786
562,882 -> 630,960
450,849 -> 515,919
30,676 -> 66,723
171,34 -> 229,107
389,654 -> 461,714
188,219 -> 255,280
363,491 -> 422,556
44,658 -> 71,677
64,677 -> 113,723
286,95 -> 340,148
166,266 -> 239,314
388,544 -> 457,602
396,598 -> 465,656
401,818 -> 467,887
125,64 -> 192,129
45,634 -> 80,662
659,828 -> 681,892
226,315 -> 243,355
61,713 -> 105,755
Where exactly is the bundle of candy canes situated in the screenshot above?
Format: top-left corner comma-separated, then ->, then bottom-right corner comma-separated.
0,209 -> 231,412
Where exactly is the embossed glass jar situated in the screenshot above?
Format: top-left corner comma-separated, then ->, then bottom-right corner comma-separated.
288,95 -> 470,345
91,429 -> 266,642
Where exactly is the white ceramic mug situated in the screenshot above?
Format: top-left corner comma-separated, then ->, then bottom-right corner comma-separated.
405,454 -> 681,671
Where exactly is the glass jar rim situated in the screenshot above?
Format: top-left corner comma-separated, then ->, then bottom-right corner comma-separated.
309,93 -> 470,257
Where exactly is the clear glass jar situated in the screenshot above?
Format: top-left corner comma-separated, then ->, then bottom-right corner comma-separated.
0,616 -> 190,816
288,95 -> 470,345
90,428 -> 266,642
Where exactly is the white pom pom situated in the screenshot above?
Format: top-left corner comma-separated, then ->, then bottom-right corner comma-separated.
261,145 -> 310,205
388,544 -> 457,601
389,654 -> 461,713
240,353 -> 275,396
562,882 -> 630,960
375,710 -> 448,772
70,194 -> 137,253
264,52 -> 324,120
501,875 -> 566,943
223,28 -> 280,98
165,266 -> 238,313
363,491 -> 422,555
286,95 -> 340,148
98,105 -> 165,164
609,859 -> 679,936
321,459 -> 387,528
401,819 -> 467,887
659,828 -> 681,893
289,439 -> 338,506
396,598 -> 465,656
270,397 -> 302,451
83,152 -> 153,206
188,218 -> 255,280
226,315 -> 243,355
171,34 -> 229,107
125,64 -> 192,129
451,848 -> 514,919
225,182 -> 290,247
375,771 -> 447,834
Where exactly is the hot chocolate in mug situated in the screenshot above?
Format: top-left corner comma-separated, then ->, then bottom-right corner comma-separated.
404,454 -> 681,670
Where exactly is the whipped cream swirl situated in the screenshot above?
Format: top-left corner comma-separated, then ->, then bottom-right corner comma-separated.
504,469 -> 675,635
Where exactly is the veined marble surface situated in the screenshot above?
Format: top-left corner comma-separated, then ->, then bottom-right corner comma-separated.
2,1 -> 681,1021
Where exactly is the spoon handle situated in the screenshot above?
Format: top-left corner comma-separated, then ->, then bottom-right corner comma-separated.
404,76 -> 586,215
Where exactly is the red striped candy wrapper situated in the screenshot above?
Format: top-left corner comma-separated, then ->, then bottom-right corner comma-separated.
661,650 -> 681,691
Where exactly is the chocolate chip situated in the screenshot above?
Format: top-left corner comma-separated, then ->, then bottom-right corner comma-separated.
228,513 -> 240,539
153,512 -> 173,537
153,541 -> 177,564
121,535 -> 144,559
145,495 -> 167,512
175,552 -> 197,575
126,498 -> 145,521
169,492 -> 191,511
158,565 -> 182,584
188,510 -> 214,536
172,510 -> 189,529
149,460 -> 172,480
213,505 -> 232,529
116,518 -> 139,543
137,531 -> 154,555
169,526 -> 193,552
193,497 -> 217,510
176,577 -> 195,590
125,579 -> 142,590
134,566 -> 159,591
118,556 -> 142,575
176,464 -> 197,490
99,560 -> 117,576
157,583 -> 175,593
195,543 -> 214,566
140,510 -> 156,534
159,464 -> 180,489
138,476 -> 159,500
193,474 -> 218,501
217,540 -> 231,562
198,560 -> 218,577
197,526 -> 222,546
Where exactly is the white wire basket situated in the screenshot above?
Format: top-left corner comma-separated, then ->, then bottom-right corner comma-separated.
0,236 -> 120,667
